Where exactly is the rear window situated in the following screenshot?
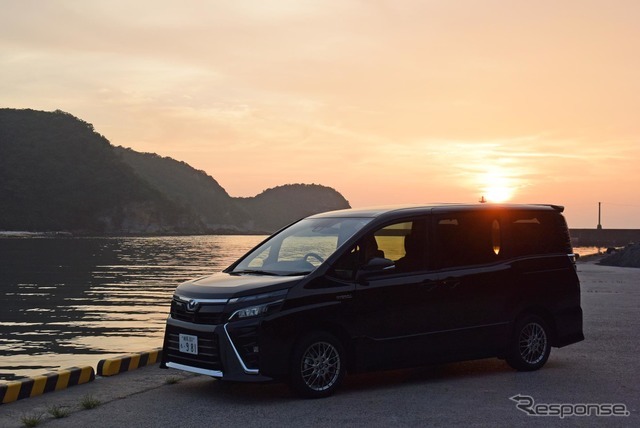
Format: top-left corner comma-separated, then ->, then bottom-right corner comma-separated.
503,211 -> 572,257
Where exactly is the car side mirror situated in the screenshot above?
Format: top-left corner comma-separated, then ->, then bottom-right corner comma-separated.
356,257 -> 395,284
363,257 -> 395,271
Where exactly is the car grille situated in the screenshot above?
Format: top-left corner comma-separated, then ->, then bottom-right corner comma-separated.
170,297 -> 226,325
164,324 -> 222,371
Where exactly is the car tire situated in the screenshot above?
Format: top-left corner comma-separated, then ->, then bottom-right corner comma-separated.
289,331 -> 345,399
506,315 -> 551,371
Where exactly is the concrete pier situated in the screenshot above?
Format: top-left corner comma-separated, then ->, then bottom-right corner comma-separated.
570,229 -> 640,247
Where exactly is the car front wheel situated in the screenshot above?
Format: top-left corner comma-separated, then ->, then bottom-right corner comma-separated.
506,315 -> 551,371
289,331 -> 345,398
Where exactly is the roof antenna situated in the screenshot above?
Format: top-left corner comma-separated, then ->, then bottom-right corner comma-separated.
479,196 -> 487,204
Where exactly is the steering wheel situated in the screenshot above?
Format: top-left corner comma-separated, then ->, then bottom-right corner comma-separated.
303,252 -> 325,264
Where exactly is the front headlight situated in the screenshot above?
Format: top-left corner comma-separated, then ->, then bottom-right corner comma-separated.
233,303 -> 270,319
228,289 -> 288,320
230,300 -> 284,320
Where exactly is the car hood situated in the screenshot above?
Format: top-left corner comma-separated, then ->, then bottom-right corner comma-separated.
174,272 -> 304,300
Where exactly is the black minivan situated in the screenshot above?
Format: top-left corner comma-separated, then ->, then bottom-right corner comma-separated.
161,204 -> 584,398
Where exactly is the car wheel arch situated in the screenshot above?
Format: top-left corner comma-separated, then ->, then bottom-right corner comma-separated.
289,323 -> 354,375
510,306 -> 558,346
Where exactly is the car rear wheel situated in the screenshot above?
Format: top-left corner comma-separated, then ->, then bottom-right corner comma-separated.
506,315 -> 551,371
289,331 -> 345,399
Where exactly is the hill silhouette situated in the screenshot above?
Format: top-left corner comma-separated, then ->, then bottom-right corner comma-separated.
115,147 -> 253,232
236,184 -> 351,232
0,108 -> 350,235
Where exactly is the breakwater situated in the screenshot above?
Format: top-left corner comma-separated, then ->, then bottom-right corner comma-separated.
570,229 -> 640,247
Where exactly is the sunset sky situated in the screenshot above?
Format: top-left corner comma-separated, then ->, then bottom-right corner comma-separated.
1,0 -> 639,227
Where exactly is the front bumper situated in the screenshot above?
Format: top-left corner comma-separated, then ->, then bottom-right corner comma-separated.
161,316 -> 273,382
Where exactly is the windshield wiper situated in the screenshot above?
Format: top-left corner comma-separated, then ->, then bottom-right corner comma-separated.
232,269 -> 279,276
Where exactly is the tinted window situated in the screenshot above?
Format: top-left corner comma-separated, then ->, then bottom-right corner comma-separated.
389,219 -> 429,272
503,211 -> 571,256
434,213 -> 500,268
329,218 -> 429,279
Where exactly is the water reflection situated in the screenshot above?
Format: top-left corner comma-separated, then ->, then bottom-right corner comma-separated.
0,235 -> 264,381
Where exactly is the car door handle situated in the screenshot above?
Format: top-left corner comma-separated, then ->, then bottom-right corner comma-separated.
441,278 -> 460,289
421,279 -> 437,291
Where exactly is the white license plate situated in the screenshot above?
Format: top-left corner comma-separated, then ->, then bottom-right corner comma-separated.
179,334 -> 198,355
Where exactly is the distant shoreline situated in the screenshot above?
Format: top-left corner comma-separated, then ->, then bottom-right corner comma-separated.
0,230 -> 269,238
0,231 -> 74,238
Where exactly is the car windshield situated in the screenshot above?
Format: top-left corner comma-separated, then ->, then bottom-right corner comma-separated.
231,217 -> 372,276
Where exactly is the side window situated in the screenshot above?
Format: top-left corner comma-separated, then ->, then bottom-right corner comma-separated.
329,218 -> 429,279
435,214 -> 500,268
507,216 -> 541,257
330,234 -> 388,281
373,219 -> 429,272
505,211 -> 571,256
374,222 -> 412,262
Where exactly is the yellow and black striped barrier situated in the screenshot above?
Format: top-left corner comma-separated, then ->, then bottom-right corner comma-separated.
97,348 -> 162,377
0,366 -> 95,405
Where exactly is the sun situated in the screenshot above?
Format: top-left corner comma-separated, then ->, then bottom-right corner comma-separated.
479,170 -> 516,203
484,184 -> 514,203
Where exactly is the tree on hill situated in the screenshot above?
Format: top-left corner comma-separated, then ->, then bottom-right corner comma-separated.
236,184 -> 350,231
0,109 -> 202,234
0,108 -> 352,235
115,147 -> 253,231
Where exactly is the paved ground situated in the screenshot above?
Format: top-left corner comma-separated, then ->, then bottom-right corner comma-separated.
1,259 -> 638,427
